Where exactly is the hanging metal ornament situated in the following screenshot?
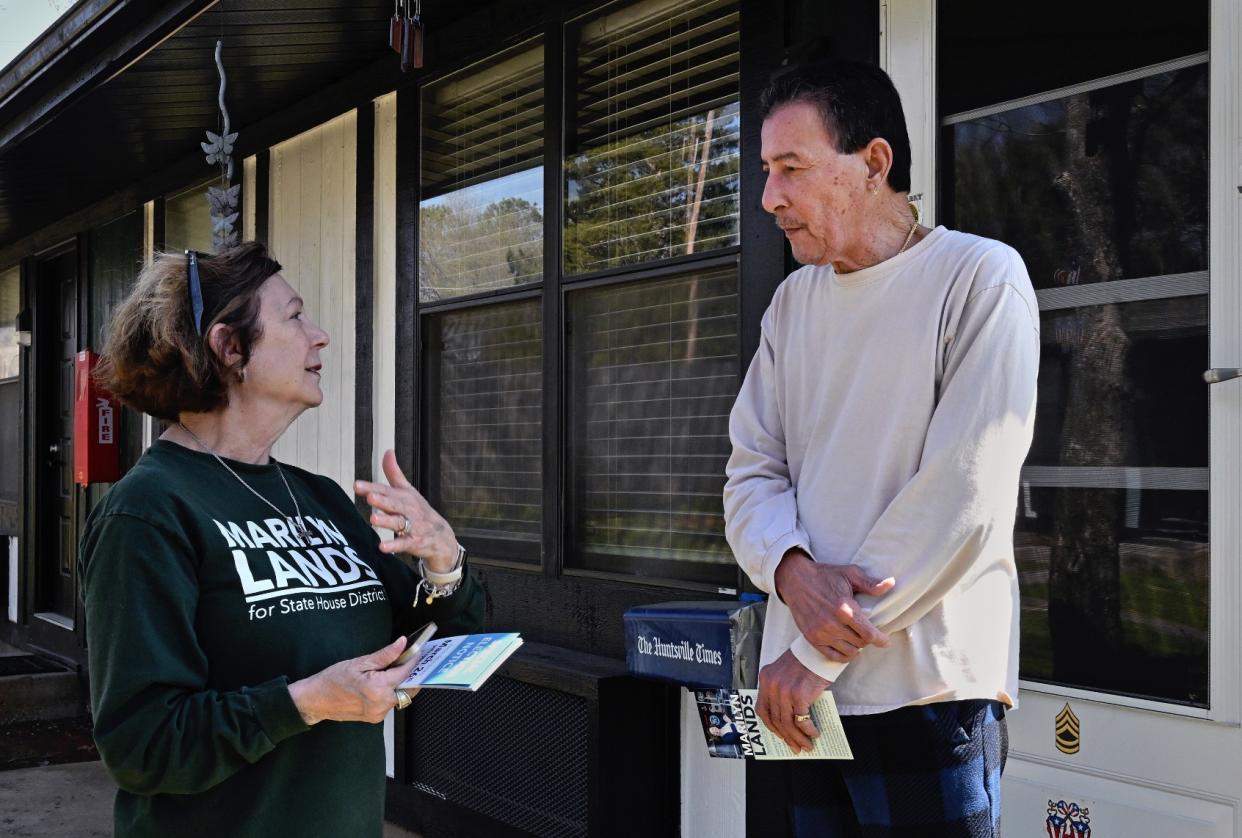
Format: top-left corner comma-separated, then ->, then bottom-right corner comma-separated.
390,0 -> 403,52
390,0 -> 424,73
201,39 -> 240,250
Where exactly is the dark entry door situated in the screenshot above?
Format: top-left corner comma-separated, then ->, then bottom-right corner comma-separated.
37,249 -> 78,625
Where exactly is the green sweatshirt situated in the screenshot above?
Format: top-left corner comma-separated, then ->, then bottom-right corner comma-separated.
79,440 -> 484,837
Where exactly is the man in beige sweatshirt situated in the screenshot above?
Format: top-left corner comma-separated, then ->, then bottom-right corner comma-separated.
723,61 -> 1038,836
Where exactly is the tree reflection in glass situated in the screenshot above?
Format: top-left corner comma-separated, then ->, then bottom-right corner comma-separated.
949,63 -> 1209,705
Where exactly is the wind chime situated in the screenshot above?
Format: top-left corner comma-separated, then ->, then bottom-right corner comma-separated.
390,0 -> 425,72
201,40 -> 239,251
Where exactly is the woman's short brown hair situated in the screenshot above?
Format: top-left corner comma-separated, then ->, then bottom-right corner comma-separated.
96,241 -> 282,420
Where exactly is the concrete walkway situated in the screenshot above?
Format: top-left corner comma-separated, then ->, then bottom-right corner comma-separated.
0,759 -> 421,837
0,639 -> 420,836
0,761 -> 112,838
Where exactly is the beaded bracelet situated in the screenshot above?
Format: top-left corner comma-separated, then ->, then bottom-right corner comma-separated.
415,544 -> 466,605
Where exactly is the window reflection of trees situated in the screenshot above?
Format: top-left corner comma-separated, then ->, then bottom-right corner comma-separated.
420,183 -> 544,303
951,64 -> 1209,704
419,43 -> 544,303
953,67 -> 1208,287
565,105 -> 741,274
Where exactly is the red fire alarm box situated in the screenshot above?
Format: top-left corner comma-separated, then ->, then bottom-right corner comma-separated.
74,350 -> 122,485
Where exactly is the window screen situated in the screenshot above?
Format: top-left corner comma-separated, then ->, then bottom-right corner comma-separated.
427,299 -> 542,561
565,267 -> 738,585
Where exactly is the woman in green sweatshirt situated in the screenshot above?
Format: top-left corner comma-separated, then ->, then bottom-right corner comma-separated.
79,242 -> 484,837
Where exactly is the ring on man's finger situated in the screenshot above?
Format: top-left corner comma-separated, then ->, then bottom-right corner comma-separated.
395,514 -> 411,538
395,689 -> 413,710
793,713 -> 812,723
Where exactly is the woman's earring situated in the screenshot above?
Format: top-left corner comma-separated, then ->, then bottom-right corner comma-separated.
239,367 -> 247,384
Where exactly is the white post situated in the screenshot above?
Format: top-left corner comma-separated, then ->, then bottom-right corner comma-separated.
879,0 -> 937,227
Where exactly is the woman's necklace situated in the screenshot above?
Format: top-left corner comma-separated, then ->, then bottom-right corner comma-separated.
178,422 -> 312,544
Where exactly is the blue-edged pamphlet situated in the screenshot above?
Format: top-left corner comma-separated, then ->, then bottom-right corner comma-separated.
398,632 -> 523,691
693,688 -> 853,760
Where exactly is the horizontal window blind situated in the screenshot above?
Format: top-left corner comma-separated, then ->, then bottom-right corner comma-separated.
420,44 -> 544,302
431,300 -> 542,554
567,268 -> 738,573
565,0 -> 740,274
422,45 -> 545,198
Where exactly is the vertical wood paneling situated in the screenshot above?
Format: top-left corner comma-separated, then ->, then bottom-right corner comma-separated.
318,124 -> 333,472
297,124 -> 321,469
268,111 -> 358,496
242,155 -> 257,242
373,93 -> 398,488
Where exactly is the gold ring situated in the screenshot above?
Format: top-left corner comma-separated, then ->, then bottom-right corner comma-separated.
395,689 -> 412,711
395,515 -> 411,538
793,713 -> 812,723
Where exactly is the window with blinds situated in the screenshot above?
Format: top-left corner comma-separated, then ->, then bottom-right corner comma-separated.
427,300 -> 542,561
564,0 -> 740,275
420,43 -> 545,302
565,267 -> 738,584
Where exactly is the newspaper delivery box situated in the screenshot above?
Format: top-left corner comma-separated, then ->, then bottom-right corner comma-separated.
623,599 -> 765,689
73,350 -> 122,486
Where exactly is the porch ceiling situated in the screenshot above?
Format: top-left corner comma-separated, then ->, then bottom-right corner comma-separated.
0,0 -> 408,252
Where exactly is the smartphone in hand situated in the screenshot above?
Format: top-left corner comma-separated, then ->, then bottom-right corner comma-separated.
393,621 -> 437,667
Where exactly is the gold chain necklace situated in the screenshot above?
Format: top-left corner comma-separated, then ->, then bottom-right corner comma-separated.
897,220 -> 918,256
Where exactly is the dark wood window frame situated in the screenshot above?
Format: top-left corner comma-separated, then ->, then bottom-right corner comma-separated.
410,0 -> 781,595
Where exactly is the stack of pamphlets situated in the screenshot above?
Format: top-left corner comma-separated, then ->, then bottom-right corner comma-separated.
398,632 -> 523,691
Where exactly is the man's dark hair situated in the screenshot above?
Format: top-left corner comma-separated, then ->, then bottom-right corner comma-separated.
760,60 -> 912,193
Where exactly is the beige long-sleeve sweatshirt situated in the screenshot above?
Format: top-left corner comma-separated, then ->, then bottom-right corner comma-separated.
724,226 -> 1040,714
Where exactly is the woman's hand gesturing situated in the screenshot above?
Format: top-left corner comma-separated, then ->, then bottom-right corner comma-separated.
287,636 -> 421,725
355,449 -> 459,574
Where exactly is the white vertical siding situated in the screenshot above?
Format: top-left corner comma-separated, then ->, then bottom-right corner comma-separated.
242,154 -> 256,242
879,0 -> 936,226
268,111 -> 358,496
373,92 -> 398,489
373,91 -> 399,781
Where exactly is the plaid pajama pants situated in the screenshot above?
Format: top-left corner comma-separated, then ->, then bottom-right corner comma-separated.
785,699 -> 1008,838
